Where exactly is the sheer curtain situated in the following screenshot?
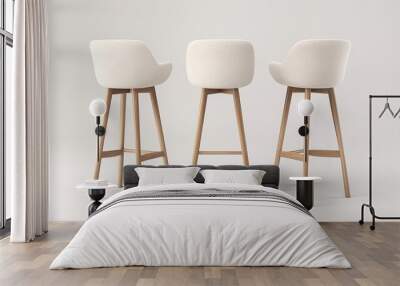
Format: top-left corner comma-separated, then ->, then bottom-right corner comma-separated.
10,0 -> 48,242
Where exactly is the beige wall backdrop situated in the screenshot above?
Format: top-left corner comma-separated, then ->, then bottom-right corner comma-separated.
47,0 -> 400,221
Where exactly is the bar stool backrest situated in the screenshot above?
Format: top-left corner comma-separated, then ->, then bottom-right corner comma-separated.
90,40 -> 171,89
186,39 -> 255,89
285,39 -> 351,88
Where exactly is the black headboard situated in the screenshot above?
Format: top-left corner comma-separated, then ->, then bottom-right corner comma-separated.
124,165 -> 279,189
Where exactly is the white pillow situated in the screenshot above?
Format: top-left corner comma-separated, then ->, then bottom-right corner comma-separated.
135,167 -> 201,186
200,169 -> 266,185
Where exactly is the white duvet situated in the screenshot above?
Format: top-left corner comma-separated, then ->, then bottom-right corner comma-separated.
50,183 -> 350,269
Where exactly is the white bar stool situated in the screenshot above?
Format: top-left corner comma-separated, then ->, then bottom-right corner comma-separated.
269,39 -> 351,197
186,39 -> 255,165
90,40 -> 171,186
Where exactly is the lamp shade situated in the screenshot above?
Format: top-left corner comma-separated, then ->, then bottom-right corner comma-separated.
89,99 -> 106,117
297,100 -> 314,117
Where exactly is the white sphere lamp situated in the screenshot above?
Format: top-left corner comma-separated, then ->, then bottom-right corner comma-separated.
297,99 -> 314,137
88,99 -> 107,162
89,99 -> 106,117
297,99 -> 314,117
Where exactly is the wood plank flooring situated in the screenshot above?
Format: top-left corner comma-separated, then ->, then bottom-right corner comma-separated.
0,222 -> 399,286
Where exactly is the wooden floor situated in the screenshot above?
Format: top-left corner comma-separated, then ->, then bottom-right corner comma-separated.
0,222 -> 399,286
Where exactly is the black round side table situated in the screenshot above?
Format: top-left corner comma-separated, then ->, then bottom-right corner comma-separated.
289,177 -> 321,210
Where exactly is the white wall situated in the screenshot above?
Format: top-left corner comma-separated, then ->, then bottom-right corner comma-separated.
47,0 -> 400,221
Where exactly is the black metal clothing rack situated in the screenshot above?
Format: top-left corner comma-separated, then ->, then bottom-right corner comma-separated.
359,95 -> 400,230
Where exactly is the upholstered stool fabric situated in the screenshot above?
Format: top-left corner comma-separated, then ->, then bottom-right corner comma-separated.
186,39 -> 254,89
269,39 -> 350,88
90,40 -> 172,89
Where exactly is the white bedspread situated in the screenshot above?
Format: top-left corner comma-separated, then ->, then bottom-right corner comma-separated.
50,183 -> 350,269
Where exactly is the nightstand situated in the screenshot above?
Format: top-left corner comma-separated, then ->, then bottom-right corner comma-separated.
76,183 -> 118,216
289,177 -> 321,210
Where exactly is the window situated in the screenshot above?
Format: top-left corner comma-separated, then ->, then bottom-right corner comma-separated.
0,0 -> 14,235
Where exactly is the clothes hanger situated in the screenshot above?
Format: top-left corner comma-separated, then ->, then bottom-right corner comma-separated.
393,105 -> 400,118
378,97 -> 395,118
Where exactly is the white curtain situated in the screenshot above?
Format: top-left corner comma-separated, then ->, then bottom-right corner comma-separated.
10,0 -> 48,242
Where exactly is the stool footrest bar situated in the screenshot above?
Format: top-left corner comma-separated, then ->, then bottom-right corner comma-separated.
198,150 -> 242,155
101,150 -> 123,158
308,149 -> 340,157
281,149 -> 340,161
280,151 -> 304,161
124,148 -> 154,154
140,151 -> 165,161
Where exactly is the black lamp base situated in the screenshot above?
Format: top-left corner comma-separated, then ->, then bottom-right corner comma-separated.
88,188 -> 105,216
95,125 -> 106,136
298,125 -> 309,136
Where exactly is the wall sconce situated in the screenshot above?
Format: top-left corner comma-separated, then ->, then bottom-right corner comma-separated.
297,99 -> 314,135
297,99 -> 314,163
89,99 -> 106,162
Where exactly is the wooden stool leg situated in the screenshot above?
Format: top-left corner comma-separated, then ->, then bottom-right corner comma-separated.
274,87 -> 293,165
150,87 -> 168,165
192,89 -> 208,165
328,88 -> 351,198
117,93 -> 126,187
94,89 -> 112,179
303,88 -> 311,176
132,89 -> 142,165
233,88 -> 249,166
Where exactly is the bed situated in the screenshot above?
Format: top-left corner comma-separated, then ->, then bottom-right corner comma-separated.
50,165 -> 350,269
